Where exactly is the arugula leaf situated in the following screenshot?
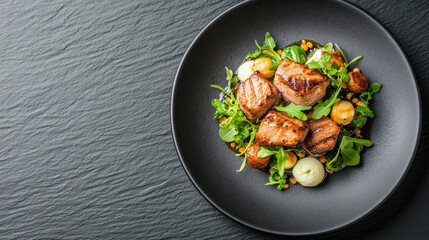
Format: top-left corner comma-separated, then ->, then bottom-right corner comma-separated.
321,43 -> 334,52
307,43 -> 362,90
236,123 -> 259,172
282,45 -> 307,64
355,83 -> 381,119
326,136 -> 373,170
262,146 -> 293,190
257,146 -> 278,158
275,103 -> 311,121
306,61 -> 323,69
342,136 -> 373,147
356,105 -> 374,118
247,32 -> 282,63
275,147 -> 287,177
246,48 -> 261,58
265,167 -> 287,190
360,83 -> 381,102
257,146 -> 289,178
211,99 -> 230,119
312,87 -> 341,119
263,32 -> 276,49
338,67 -> 350,82
351,114 -> 368,128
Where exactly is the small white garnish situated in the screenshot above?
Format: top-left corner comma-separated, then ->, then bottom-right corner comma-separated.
305,49 -> 323,65
237,60 -> 255,81
292,157 -> 325,187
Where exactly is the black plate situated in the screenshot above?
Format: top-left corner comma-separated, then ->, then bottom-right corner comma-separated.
171,0 -> 421,236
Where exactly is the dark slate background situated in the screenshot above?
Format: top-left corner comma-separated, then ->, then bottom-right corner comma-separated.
0,0 -> 427,239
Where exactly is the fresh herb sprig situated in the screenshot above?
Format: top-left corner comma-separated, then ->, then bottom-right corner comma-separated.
257,146 -> 289,178
326,136 -> 373,171
211,67 -> 259,172
258,146 -> 291,190
247,33 -> 309,71
307,43 -> 364,119
356,83 -> 382,118
307,53 -> 350,87
246,32 -> 282,70
258,146 -> 305,190
266,166 -> 288,190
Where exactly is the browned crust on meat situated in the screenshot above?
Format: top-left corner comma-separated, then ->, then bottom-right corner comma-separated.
273,59 -> 330,106
237,71 -> 280,120
276,59 -> 328,95
303,134 -> 339,155
246,144 -> 270,169
302,112 -> 341,156
255,110 -> 309,147
347,71 -> 368,93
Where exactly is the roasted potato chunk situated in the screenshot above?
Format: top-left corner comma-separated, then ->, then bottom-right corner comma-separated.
347,71 -> 368,93
246,144 -> 270,169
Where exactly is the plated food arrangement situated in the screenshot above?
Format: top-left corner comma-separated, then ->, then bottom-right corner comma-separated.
211,33 -> 381,190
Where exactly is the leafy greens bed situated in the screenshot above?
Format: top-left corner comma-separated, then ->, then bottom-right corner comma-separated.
210,33 -> 381,190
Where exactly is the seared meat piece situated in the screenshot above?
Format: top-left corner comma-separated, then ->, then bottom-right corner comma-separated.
237,71 -> 281,120
347,71 -> 368,93
324,51 -> 345,69
246,144 -> 270,169
274,58 -> 330,106
302,112 -> 341,156
255,110 -> 309,147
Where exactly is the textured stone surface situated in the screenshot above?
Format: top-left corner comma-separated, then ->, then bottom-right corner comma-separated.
0,0 -> 427,239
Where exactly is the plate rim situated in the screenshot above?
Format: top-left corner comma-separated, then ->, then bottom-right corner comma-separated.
170,0 -> 422,236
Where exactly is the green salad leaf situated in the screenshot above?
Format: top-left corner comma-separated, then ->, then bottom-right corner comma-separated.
312,87 -> 341,119
275,103 -> 311,121
211,67 -> 260,172
257,146 -> 290,178
219,125 -> 236,142
351,114 -> 368,129
282,45 -> 307,64
261,146 -> 293,190
266,167 -> 287,190
257,146 -> 278,158
264,32 -> 276,49
246,32 -> 282,63
246,49 -> 261,58
356,105 -> 374,118
326,136 -> 373,170
356,83 -> 381,118
307,43 -> 362,87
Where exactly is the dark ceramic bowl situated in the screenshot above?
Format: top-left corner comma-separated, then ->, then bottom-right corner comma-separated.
171,0 -> 421,236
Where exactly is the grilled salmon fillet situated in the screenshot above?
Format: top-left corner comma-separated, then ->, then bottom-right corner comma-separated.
255,110 -> 309,147
237,71 -> 280,120
274,58 -> 330,106
324,51 -> 345,69
302,112 -> 341,156
246,144 -> 270,169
